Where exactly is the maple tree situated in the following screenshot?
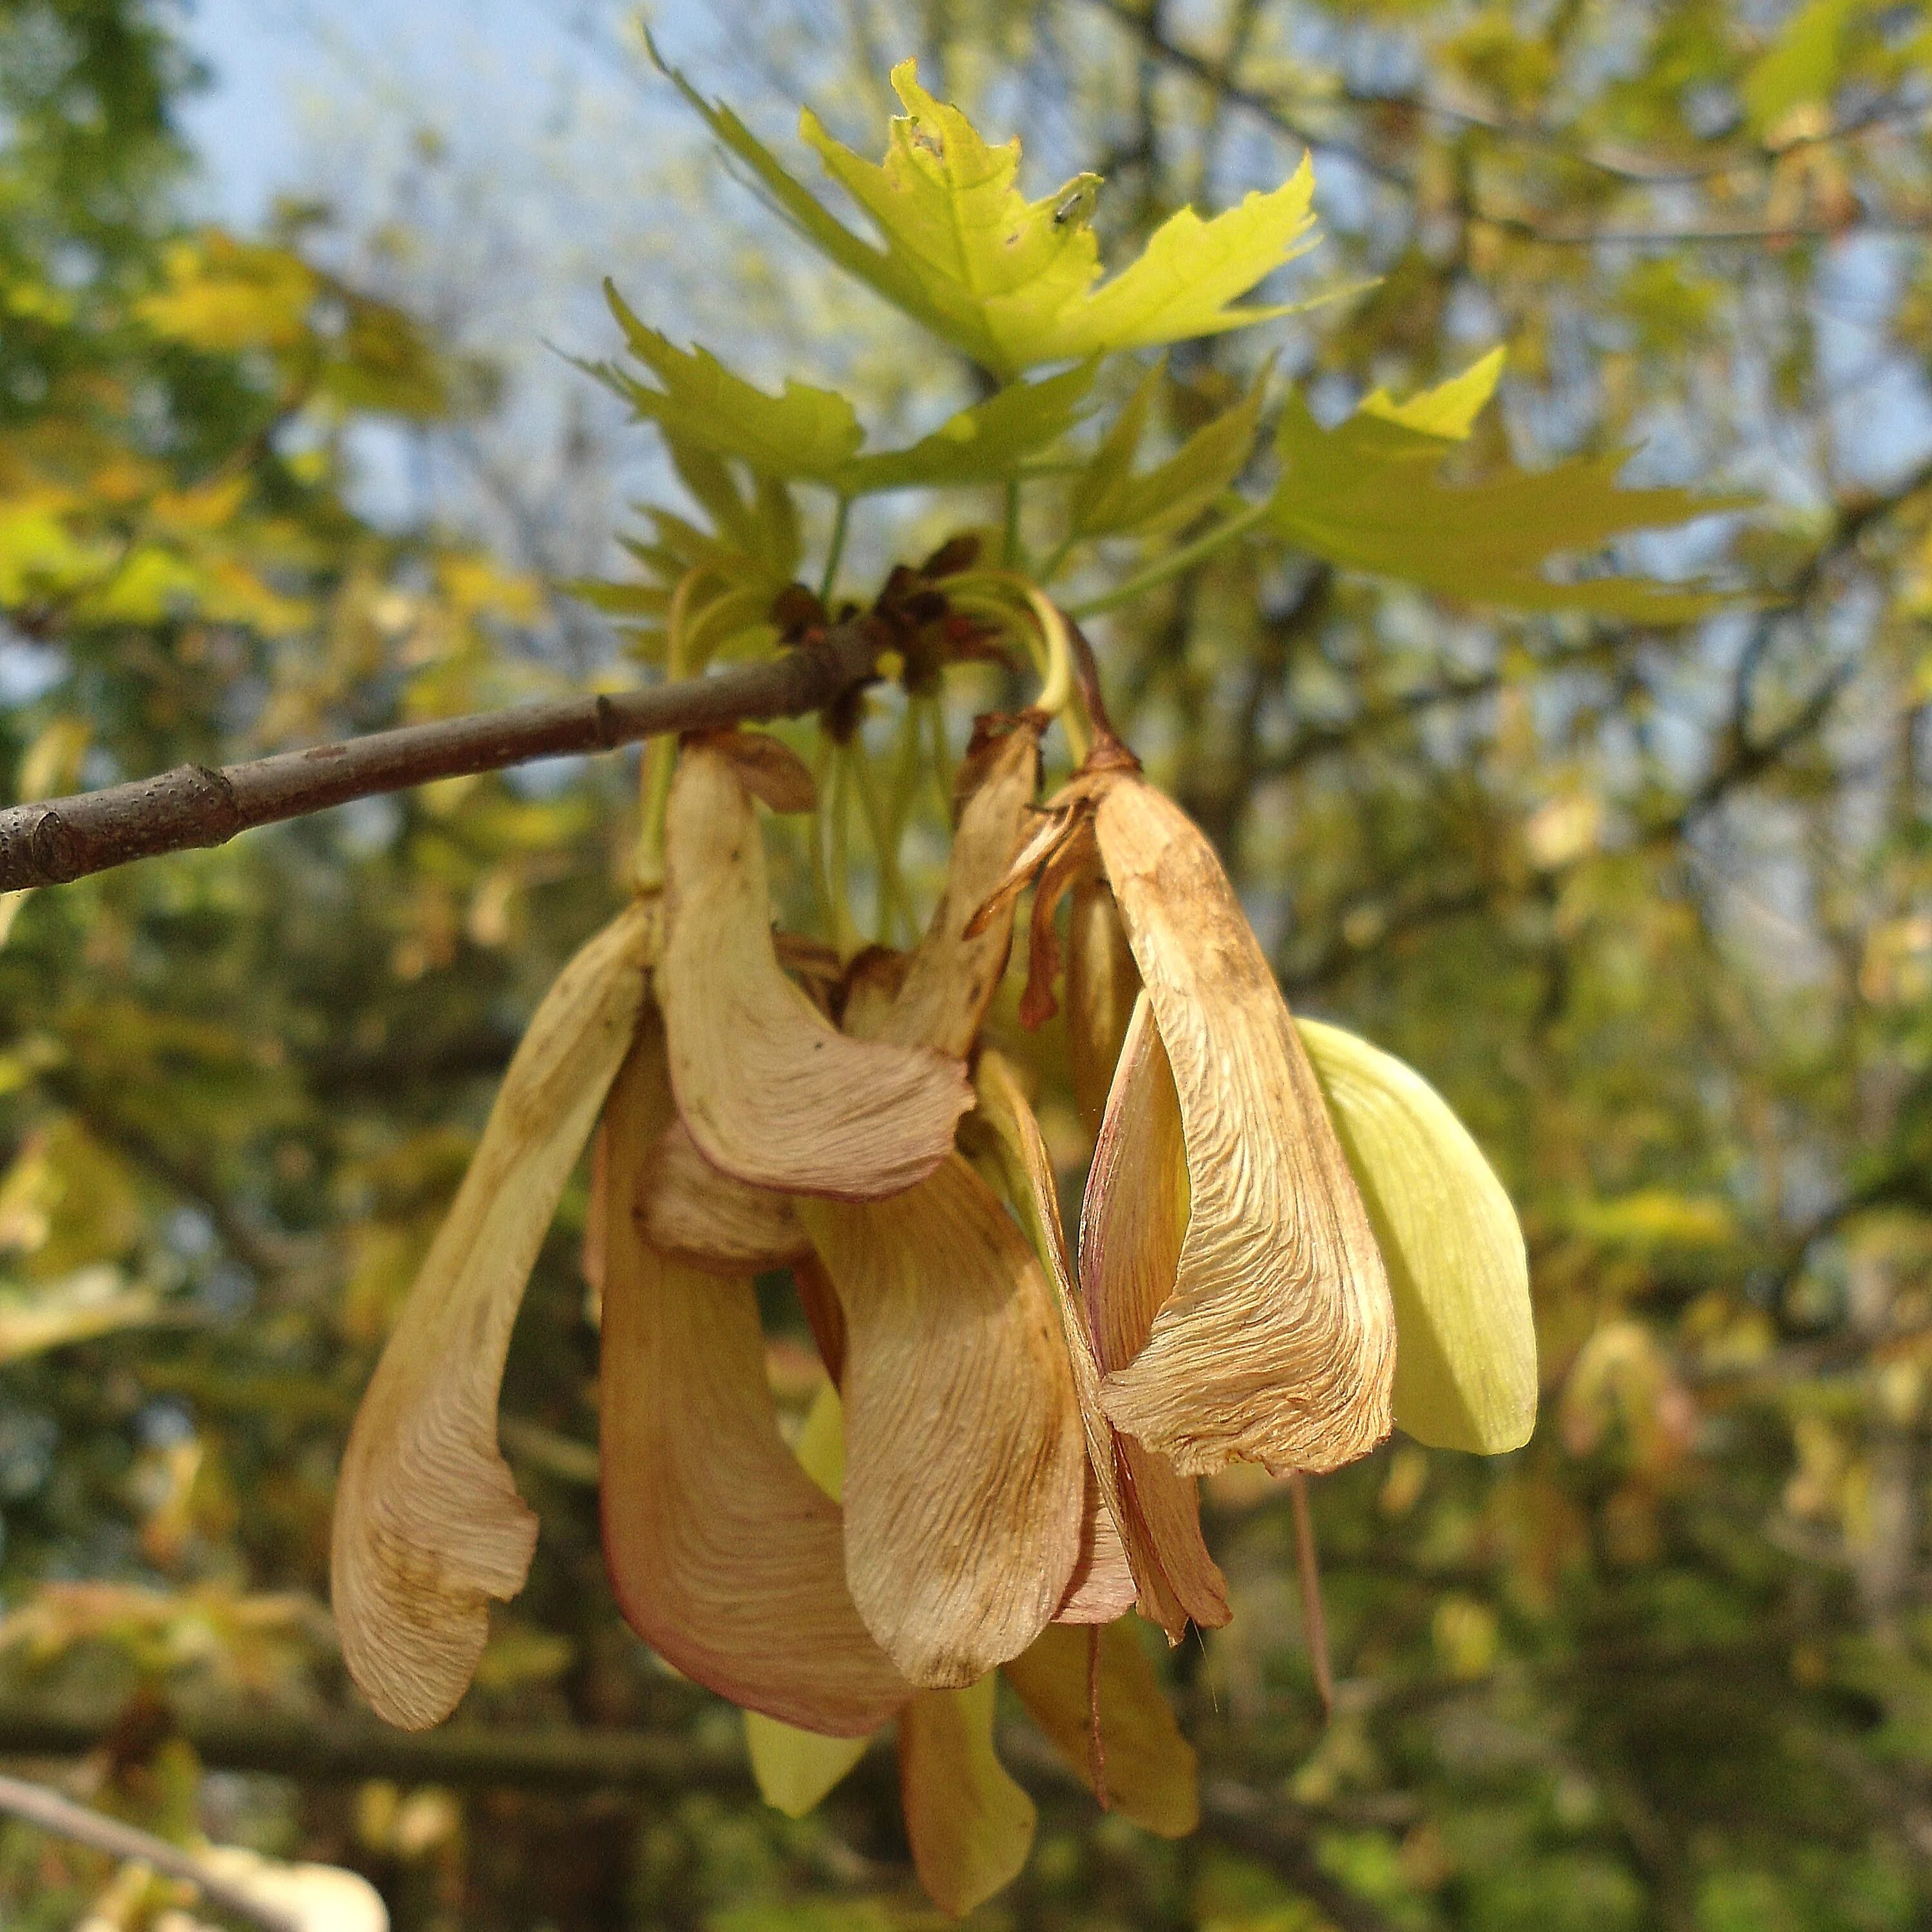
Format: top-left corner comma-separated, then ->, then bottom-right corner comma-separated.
3,1 -> 1931,1929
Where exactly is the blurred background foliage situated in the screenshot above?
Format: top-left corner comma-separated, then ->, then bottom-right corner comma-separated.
2,0 -> 1932,1927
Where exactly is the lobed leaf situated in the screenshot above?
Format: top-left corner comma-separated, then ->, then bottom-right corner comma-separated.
1267,368 -> 1752,619
1359,346 -> 1504,438
656,47 -> 1324,377
832,363 -> 1095,494
1067,359 -> 1271,544
599,289 -> 1090,495
595,287 -> 862,482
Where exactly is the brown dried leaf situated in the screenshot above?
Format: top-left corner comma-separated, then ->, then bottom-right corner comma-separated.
1067,876 -> 1139,1140
898,1676 -> 1036,1917
799,1155 -> 1085,1688
1055,1466 -> 1137,1625
600,1013 -> 910,1736
638,1120 -> 807,1275
793,1248 -> 848,1387
971,1051 -> 1223,1642
1018,813 -> 1092,1030
694,726 -> 818,813
851,717 -> 1041,1057
1092,775 -> 1394,1475
837,944 -> 908,1038
963,793 -> 1087,942
332,901 -> 652,1730
1004,1620 -> 1198,1837
1080,995 -> 1229,1633
663,741 -> 971,1198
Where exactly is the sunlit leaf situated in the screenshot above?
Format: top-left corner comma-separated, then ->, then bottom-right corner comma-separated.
1004,1620 -> 1198,1836
1067,359 -> 1271,543
596,291 -> 1090,495
656,46 -> 1324,376
1743,0 -> 1859,134
135,232 -> 317,352
898,1675 -> 1036,1915
1267,384 -> 1751,618
831,364 -> 1095,495
1298,1018 -> 1537,1454
596,286 -> 863,481
1359,346 -> 1504,438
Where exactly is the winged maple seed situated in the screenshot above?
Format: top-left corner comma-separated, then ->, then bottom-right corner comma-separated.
330,676 -> 1534,1914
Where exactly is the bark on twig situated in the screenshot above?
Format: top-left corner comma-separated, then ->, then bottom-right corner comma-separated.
0,626 -> 882,893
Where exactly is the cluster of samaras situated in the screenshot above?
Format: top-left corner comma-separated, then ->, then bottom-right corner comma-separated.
325,632 -> 1536,1912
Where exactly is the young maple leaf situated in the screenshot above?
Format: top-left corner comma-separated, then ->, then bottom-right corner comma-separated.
654,44 -> 1326,378
1268,349 -> 1754,617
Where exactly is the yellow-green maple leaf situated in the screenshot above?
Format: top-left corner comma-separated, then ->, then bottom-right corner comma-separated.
595,287 -> 1091,495
1267,362 -> 1750,620
831,363 -> 1094,493
596,286 -> 864,483
654,44 -> 1323,378
1067,357 -> 1272,542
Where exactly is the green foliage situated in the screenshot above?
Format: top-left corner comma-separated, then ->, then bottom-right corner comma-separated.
1066,358 -> 1270,543
653,45 -> 1325,379
1264,377 -> 1748,618
7,1 -> 1932,1929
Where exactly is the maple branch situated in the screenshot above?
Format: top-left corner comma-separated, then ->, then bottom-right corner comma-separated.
0,625 -> 882,893
0,1772 -> 301,1932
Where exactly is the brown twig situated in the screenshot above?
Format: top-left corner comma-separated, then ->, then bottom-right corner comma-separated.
0,624 -> 884,893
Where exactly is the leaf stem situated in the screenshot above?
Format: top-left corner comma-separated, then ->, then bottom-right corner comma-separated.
1065,496 -> 1271,618
634,570 -> 703,889
827,745 -> 859,957
819,495 -> 851,603
1003,477 -> 1027,573
1289,1470 -> 1335,1718
925,696 -> 956,812
848,726 -> 911,943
